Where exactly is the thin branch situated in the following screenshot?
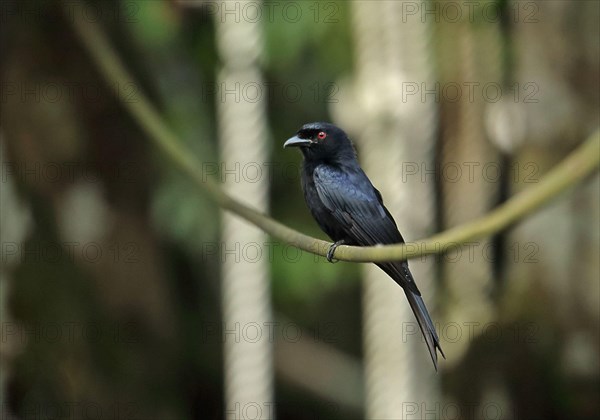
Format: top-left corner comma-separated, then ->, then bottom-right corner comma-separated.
70,8 -> 600,263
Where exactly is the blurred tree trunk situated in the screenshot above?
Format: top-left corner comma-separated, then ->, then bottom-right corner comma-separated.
214,4 -> 274,419
348,2 -> 439,417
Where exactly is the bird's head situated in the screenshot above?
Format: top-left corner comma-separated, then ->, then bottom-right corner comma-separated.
284,122 -> 356,162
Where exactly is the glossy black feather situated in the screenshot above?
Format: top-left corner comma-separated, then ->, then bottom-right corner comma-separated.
285,122 -> 445,370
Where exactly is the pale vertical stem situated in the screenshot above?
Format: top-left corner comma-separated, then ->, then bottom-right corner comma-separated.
352,1 -> 439,417
390,0 -> 441,405
214,8 -> 274,420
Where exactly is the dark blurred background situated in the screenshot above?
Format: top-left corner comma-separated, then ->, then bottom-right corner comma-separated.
1,1 -> 598,419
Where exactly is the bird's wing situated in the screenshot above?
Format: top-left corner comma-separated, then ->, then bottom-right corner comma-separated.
313,164 -> 403,246
313,164 -> 421,295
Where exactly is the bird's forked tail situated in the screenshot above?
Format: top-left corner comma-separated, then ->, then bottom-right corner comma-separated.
404,289 -> 445,371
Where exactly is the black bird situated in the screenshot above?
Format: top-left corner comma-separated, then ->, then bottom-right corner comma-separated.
284,122 -> 445,370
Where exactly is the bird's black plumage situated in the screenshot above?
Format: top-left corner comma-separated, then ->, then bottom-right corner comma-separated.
284,122 -> 445,370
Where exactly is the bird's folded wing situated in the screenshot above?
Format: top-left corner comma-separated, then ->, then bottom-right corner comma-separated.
313,164 -> 422,295
313,165 -> 402,246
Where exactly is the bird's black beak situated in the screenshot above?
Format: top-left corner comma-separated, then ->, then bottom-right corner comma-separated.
283,135 -> 312,148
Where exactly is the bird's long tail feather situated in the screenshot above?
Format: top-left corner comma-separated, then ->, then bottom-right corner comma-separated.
404,289 -> 445,371
378,262 -> 445,370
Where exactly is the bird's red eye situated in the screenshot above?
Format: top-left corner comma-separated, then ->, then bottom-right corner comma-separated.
317,132 -> 327,140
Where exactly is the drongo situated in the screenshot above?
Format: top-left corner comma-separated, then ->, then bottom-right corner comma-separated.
284,122 -> 445,370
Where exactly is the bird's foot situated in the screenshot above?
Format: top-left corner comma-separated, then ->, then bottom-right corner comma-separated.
326,240 -> 345,263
